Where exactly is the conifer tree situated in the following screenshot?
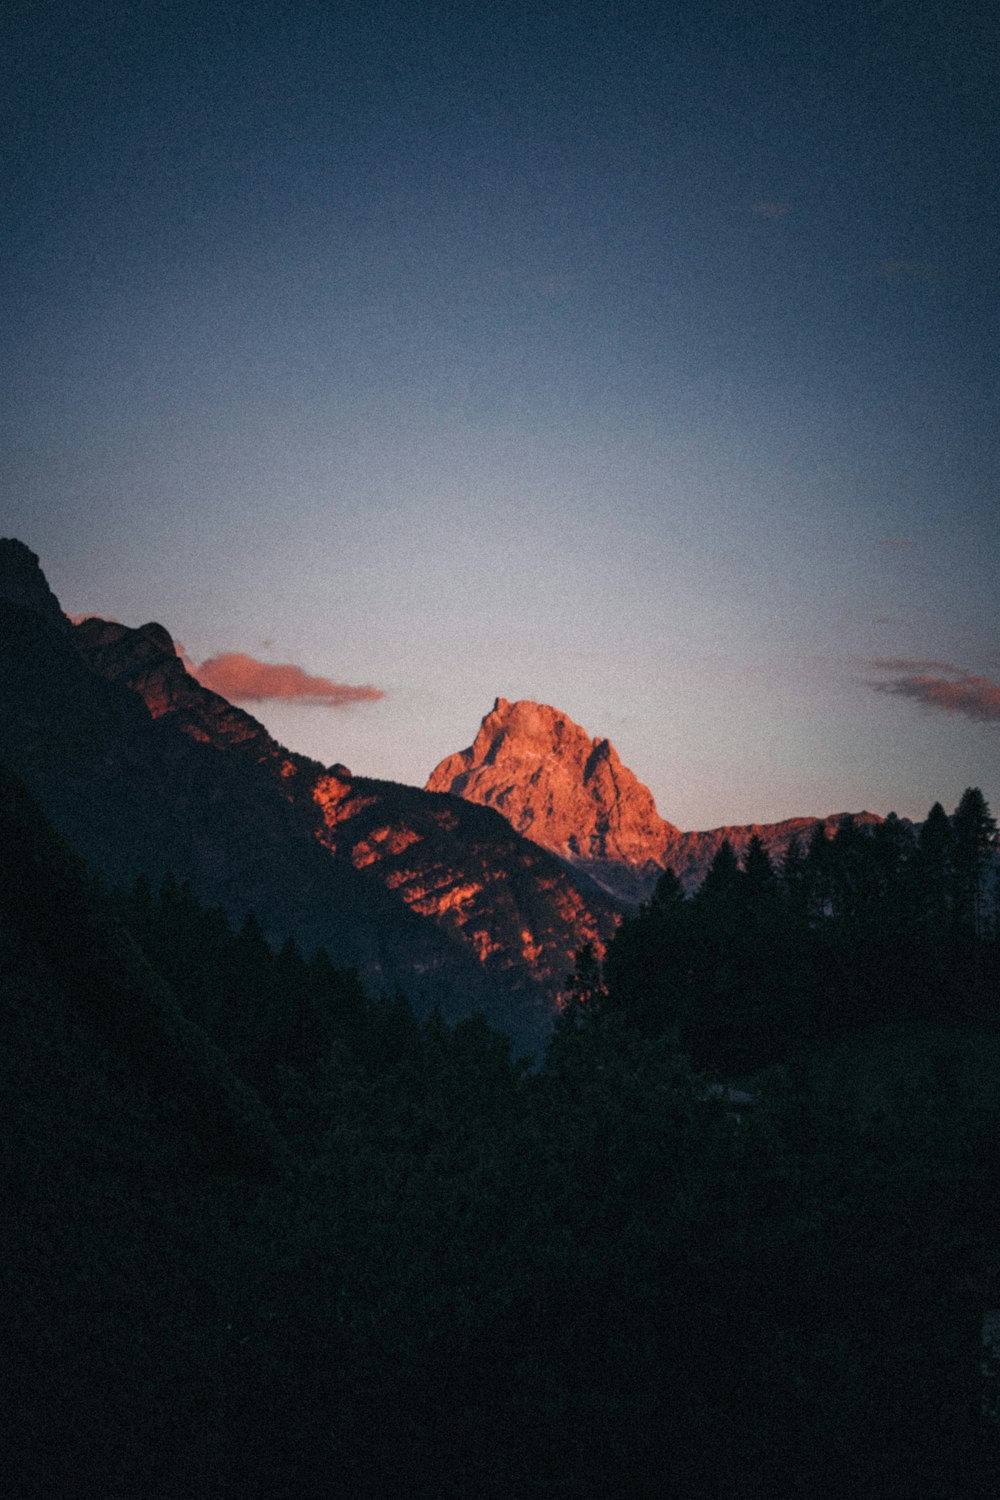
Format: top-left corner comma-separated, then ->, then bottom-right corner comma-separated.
742,833 -> 775,901
916,801 -> 953,933
951,788 -> 997,940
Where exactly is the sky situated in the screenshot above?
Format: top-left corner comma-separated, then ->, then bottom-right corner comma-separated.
4,0 -> 998,830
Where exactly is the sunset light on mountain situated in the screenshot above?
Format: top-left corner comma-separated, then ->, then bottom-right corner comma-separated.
4,1 -> 996,829
4,9 -> 1000,1491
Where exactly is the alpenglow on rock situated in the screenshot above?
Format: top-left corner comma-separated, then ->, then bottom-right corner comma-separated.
427,698 -> 886,904
0,546 -> 620,1053
427,698 -> 680,904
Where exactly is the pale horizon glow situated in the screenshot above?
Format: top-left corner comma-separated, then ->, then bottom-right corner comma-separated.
5,2 -> 997,830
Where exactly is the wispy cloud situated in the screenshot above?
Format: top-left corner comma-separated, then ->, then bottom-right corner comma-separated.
868,659 -> 1000,722
751,201 -> 790,219
867,657 -> 954,673
192,653 -> 384,708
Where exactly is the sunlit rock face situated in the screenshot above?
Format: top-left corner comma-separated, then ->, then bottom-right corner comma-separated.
70,625 -> 619,1009
73,618 -> 291,767
427,698 -> 679,903
0,546 -> 620,1051
70,621 -> 619,1007
68,626 -> 618,1030
311,772 -> 618,996
428,698 -> 884,902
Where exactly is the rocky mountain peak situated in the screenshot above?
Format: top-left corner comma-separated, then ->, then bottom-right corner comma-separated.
0,538 -> 70,633
72,615 -> 282,761
1,545 -> 620,1052
427,699 -> 679,903
428,699 -> 890,905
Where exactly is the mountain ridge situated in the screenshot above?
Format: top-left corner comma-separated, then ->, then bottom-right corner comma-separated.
0,541 -> 619,1050
428,697 -> 885,902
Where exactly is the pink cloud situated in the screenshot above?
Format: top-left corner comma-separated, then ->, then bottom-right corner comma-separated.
869,660 -> 1000,722
192,652 -> 384,708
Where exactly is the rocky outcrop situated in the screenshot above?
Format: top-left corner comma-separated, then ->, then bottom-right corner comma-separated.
0,546 -> 618,1051
73,616 -> 306,774
428,699 -> 883,902
312,772 -> 614,995
428,698 -> 680,904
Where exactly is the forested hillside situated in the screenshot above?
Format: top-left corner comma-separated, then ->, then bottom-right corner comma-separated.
598,792 -> 999,1072
0,539 -> 620,1051
3,761 -> 999,1498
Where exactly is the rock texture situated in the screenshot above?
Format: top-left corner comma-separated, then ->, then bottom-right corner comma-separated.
428,699 -> 679,904
428,698 -> 883,902
73,617 -> 284,762
0,546 -> 619,1051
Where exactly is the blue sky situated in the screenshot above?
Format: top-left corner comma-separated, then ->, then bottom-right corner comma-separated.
4,0 -> 997,828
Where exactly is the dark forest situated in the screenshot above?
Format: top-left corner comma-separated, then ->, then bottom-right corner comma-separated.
3,766 -> 1000,1497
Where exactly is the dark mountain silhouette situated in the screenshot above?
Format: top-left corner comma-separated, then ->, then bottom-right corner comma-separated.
0,757 -> 287,1180
0,540 -> 618,1048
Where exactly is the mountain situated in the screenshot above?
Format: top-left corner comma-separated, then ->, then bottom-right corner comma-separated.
428,698 -> 680,904
427,697 -> 883,902
74,615 -> 288,761
0,541 -> 618,1049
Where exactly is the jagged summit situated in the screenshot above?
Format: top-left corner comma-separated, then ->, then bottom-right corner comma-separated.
428,698 -> 886,904
1,547 -> 619,1049
73,615 -> 281,759
427,698 -> 679,903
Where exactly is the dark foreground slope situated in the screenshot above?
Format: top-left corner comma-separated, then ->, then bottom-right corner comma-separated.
3,763 -> 998,1500
0,763 -> 297,1496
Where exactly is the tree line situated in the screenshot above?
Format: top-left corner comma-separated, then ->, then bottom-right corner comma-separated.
5,763 -> 999,1498
579,788 -> 999,1074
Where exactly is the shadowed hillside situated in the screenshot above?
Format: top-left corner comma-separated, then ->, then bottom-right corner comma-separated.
3,760 -> 999,1498
0,540 -> 620,1050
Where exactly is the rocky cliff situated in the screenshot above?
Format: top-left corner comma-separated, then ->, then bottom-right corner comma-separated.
0,538 -> 70,633
73,616 -> 287,763
428,698 -> 882,902
0,543 -> 618,1050
428,698 -> 679,903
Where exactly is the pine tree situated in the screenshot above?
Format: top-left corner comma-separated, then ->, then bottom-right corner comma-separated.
602,870 -> 690,1039
742,833 -> 775,901
951,788 -> 997,941
560,941 -> 606,1029
916,801 -> 953,935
